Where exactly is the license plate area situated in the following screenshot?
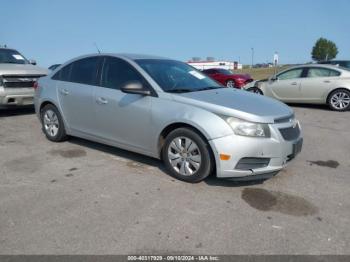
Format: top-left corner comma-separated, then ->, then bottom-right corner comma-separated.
287,138 -> 303,162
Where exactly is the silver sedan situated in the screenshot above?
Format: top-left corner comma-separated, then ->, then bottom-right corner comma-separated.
35,54 -> 302,182
246,64 -> 350,111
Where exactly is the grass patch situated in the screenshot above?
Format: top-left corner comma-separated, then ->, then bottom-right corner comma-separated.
234,66 -> 289,80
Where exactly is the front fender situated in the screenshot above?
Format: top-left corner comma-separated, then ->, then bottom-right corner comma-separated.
151,95 -> 234,156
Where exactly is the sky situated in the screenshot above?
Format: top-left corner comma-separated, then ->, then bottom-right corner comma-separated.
1,0 -> 349,67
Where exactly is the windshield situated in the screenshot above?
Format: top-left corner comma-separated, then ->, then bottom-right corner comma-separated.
216,69 -> 233,75
0,49 -> 29,64
136,59 -> 223,93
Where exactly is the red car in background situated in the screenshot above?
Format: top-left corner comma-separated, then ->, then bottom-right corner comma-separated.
202,68 -> 253,88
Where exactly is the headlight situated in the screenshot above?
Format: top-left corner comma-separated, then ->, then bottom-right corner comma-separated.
223,116 -> 270,138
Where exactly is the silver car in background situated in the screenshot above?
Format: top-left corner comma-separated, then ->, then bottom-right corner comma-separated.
246,64 -> 350,111
35,54 -> 302,182
0,47 -> 48,107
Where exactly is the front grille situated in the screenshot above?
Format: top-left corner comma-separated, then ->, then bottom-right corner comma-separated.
235,157 -> 270,170
2,74 -> 45,88
279,124 -> 301,141
5,81 -> 35,88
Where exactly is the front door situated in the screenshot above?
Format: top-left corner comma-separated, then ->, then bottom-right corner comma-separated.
93,57 -> 154,153
267,68 -> 304,102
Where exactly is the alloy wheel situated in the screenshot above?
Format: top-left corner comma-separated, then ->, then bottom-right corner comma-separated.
167,137 -> 202,176
330,91 -> 350,110
43,109 -> 59,137
226,80 -> 235,88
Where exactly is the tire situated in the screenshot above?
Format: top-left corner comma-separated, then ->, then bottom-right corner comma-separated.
162,128 -> 214,183
247,87 -> 263,95
327,89 -> 350,111
40,104 -> 68,142
226,79 -> 236,88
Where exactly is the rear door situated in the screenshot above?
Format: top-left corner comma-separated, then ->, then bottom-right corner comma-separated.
267,68 -> 304,102
300,67 -> 341,102
56,56 -> 101,134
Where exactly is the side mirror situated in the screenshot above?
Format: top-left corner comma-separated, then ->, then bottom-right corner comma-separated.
270,76 -> 278,82
29,59 -> 37,65
120,81 -> 151,96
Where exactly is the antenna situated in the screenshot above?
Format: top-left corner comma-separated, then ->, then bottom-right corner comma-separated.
94,42 -> 101,54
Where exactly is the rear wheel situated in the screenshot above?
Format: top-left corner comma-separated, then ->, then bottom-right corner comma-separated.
327,89 -> 350,111
162,128 -> 214,183
226,80 -> 236,88
40,104 -> 68,142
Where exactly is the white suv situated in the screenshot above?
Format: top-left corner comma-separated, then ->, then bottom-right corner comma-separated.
0,47 -> 48,108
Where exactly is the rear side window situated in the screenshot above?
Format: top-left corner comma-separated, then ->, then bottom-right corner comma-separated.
70,57 -> 100,85
307,68 -> 340,78
101,57 -> 146,90
277,68 -> 303,80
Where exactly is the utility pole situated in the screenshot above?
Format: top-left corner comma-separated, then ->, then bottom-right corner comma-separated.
251,48 -> 254,68
273,51 -> 279,76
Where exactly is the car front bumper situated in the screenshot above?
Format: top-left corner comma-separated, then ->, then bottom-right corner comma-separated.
209,122 -> 303,179
0,87 -> 34,107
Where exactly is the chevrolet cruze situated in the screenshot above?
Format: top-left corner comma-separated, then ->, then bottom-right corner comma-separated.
35,54 -> 303,182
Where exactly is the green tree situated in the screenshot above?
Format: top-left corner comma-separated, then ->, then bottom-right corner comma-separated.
311,38 -> 338,61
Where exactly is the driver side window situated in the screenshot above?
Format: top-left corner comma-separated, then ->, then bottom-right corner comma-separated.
101,57 -> 147,90
277,69 -> 303,80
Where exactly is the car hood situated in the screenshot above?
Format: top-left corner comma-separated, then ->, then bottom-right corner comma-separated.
0,63 -> 49,76
173,88 -> 293,123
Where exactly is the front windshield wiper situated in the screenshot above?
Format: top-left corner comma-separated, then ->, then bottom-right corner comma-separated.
1,61 -> 25,64
196,86 -> 224,92
166,89 -> 194,93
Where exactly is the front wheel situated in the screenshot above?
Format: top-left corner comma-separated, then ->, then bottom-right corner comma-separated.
247,87 -> 263,95
327,89 -> 350,111
162,128 -> 214,183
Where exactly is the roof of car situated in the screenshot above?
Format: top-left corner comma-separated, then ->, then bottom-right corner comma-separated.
287,64 -> 345,70
47,53 -> 174,74
97,53 -> 170,61
0,47 -> 17,51
320,60 -> 349,62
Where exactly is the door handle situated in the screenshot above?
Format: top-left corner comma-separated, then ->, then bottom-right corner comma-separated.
291,82 -> 298,85
324,80 -> 331,83
96,97 -> 108,105
60,89 -> 69,95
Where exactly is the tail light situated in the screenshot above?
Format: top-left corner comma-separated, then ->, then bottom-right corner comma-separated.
235,78 -> 246,88
235,78 -> 245,83
33,81 -> 39,90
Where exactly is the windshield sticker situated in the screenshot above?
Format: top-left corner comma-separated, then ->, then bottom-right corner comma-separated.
13,54 -> 25,60
189,70 -> 206,80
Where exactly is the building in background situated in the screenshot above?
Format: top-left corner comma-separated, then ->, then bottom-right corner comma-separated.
187,58 -> 242,70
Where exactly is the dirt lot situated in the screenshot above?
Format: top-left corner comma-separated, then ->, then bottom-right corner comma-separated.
0,105 -> 349,255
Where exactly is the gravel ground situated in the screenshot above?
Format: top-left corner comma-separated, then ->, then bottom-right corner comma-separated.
0,105 -> 349,254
